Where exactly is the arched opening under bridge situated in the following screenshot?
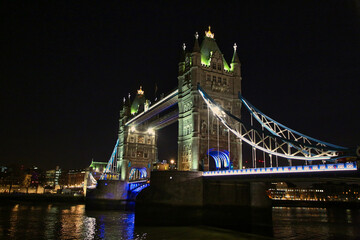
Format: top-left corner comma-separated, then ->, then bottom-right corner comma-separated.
207,148 -> 230,171
129,167 -> 147,181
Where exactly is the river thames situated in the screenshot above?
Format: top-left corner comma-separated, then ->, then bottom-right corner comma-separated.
0,202 -> 359,239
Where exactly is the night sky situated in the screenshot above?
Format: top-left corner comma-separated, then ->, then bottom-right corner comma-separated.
2,1 -> 360,170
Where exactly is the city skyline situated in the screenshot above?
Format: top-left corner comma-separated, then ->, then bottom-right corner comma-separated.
2,1 -> 360,169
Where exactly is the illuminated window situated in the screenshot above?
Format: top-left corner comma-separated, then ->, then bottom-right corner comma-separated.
138,136 -> 144,144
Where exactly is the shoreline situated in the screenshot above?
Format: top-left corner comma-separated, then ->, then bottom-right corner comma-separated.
272,199 -> 360,209
0,193 -> 84,203
1,193 -> 359,209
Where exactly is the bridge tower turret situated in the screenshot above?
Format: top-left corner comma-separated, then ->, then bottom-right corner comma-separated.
118,95 -> 131,181
117,88 -> 157,182
178,27 -> 242,171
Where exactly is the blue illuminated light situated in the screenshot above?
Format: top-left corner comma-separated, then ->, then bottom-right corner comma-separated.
129,167 -> 147,181
203,162 -> 357,177
207,148 -> 230,169
128,182 -> 149,193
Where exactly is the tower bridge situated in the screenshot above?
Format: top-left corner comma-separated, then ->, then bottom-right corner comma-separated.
86,28 -> 359,211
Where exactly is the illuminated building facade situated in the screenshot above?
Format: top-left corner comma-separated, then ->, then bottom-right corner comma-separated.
45,166 -> 61,187
268,182 -> 326,201
269,182 -> 360,202
67,169 -> 86,187
177,27 -> 242,171
117,87 -> 157,181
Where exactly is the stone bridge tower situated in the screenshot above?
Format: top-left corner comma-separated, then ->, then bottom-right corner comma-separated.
117,88 -> 157,181
178,27 -> 242,171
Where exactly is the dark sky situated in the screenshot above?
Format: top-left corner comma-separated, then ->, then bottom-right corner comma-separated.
2,1 -> 360,170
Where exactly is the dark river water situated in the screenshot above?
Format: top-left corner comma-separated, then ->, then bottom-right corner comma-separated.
0,202 -> 359,240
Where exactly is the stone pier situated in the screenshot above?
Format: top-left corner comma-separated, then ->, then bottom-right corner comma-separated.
136,171 -> 273,236
85,180 -> 132,210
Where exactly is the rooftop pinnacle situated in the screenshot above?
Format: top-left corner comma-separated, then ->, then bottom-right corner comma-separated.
205,26 -> 214,38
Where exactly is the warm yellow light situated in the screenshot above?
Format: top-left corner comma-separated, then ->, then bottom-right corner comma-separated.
130,126 -> 136,132
147,128 -> 155,135
137,86 -> 144,95
205,26 -> 214,38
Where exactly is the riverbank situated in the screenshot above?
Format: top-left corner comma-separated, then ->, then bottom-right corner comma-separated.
0,193 -> 85,203
273,199 -> 360,208
2,193 -> 359,209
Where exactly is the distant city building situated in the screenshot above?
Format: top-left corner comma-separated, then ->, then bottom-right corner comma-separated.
269,182 -> 360,202
269,182 -> 326,201
312,182 -> 360,202
67,169 -> 86,187
153,161 -> 169,171
45,166 -> 61,187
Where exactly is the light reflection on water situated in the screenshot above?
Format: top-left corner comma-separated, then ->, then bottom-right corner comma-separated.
0,202 -> 359,239
272,207 -> 360,240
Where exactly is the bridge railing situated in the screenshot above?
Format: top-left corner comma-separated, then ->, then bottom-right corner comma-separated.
203,162 -> 357,177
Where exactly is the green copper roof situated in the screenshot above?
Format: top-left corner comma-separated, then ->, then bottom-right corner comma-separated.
200,36 -> 230,71
89,161 -> 107,168
131,94 -> 146,115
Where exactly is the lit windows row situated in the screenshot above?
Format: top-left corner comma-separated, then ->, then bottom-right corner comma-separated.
129,149 -> 150,158
129,136 -> 153,144
207,75 -> 228,85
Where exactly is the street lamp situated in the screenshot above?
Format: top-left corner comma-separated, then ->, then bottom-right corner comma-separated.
169,159 -> 176,170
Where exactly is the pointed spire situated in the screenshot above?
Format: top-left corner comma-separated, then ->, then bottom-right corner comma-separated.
193,32 -> 200,53
179,43 -> 186,62
231,43 -> 240,63
127,93 -> 131,106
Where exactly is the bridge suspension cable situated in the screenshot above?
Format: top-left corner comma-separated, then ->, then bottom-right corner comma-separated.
239,93 -> 349,159
100,139 -> 119,180
198,85 -> 355,162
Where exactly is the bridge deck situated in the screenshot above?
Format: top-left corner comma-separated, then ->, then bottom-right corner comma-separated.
203,162 -> 358,180
125,89 -> 178,127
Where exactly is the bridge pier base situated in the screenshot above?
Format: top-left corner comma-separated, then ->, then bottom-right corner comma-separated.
136,171 -> 272,236
86,180 -> 132,210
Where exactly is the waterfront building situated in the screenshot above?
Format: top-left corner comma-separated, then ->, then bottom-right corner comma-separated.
45,166 -> 61,187
268,182 -> 360,202
67,169 -> 86,188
